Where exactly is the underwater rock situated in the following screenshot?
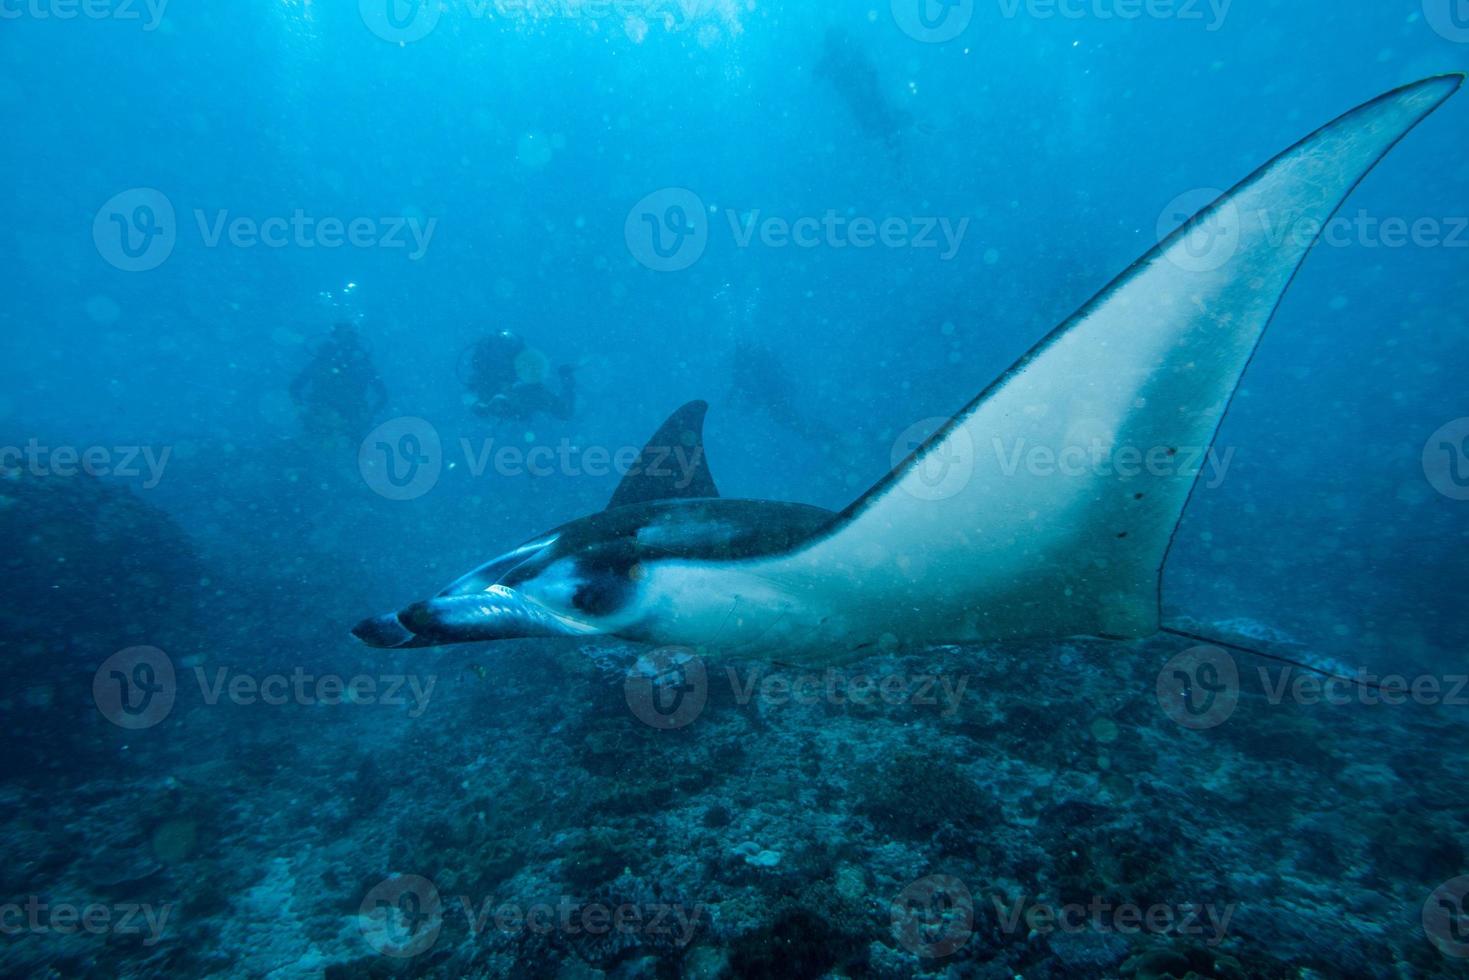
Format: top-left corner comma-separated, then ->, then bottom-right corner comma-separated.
727,908 -> 866,979
1046,929 -> 1131,972
732,841 -> 782,869
1121,945 -> 1248,980
0,465 -> 208,782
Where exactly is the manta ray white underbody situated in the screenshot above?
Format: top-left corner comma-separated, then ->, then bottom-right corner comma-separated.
356,75 -> 1463,664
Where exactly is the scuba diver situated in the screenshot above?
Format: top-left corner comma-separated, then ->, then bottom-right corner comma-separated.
729,338 -> 839,449
289,322 -> 389,440
463,329 -> 576,422
815,28 -> 914,157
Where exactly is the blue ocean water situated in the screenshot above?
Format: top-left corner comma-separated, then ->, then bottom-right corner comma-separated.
4,2 -> 1469,977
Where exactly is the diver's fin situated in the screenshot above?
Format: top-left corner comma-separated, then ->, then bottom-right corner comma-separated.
607,401 -> 720,510
752,75 -> 1462,645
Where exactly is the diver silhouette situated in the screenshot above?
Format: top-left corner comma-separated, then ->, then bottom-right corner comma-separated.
815,28 -> 915,157
289,322 -> 389,441
463,330 -> 576,423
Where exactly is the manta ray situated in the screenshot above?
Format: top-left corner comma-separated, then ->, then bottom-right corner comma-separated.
355,75 -> 1462,667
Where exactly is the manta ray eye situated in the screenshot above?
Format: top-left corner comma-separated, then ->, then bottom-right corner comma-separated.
572,565 -> 635,617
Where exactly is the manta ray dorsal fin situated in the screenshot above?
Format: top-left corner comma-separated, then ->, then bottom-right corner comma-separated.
753,75 -> 1462,647
606,400 -> 720,510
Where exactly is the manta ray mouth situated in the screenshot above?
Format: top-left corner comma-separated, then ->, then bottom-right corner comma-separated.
351,587 -> 600,649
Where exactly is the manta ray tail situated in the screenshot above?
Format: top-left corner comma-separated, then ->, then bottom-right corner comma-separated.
1159,626 -> 1404,694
